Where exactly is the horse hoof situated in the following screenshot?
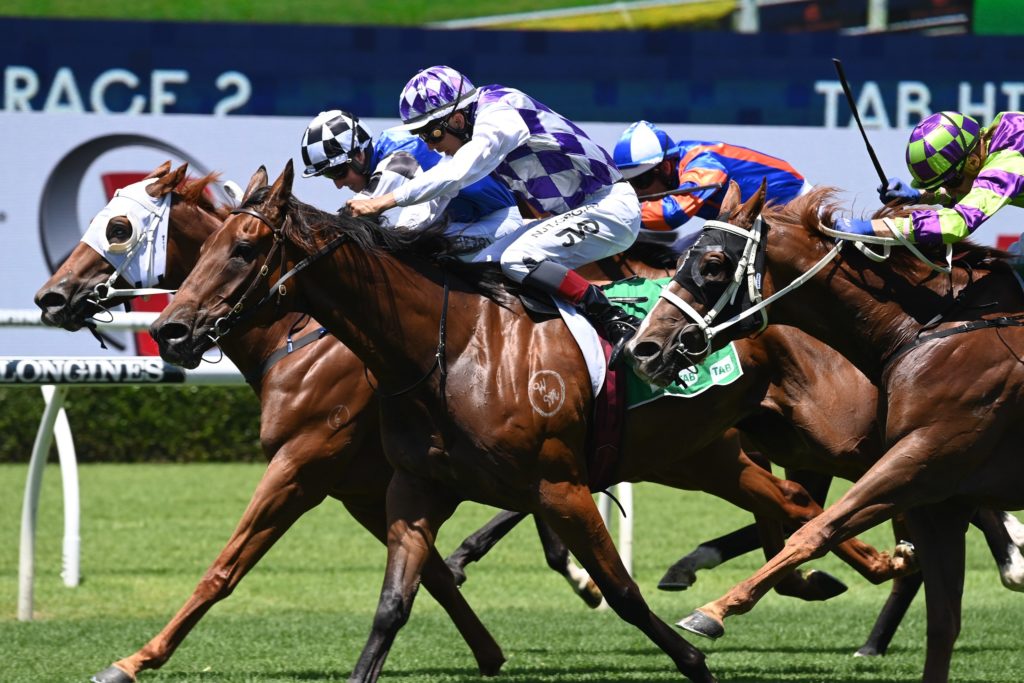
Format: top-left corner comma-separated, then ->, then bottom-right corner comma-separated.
854,644 -> 883,657
658,565 -> 697,591
676,610 -> 724,639
578,578 -> 604,609
478,654 -> 507,677
803,569 -> 848,601
90,665 -> 135,683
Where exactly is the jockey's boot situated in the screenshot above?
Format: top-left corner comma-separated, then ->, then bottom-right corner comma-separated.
577,284 -> 641,367
522,260 -> 640,366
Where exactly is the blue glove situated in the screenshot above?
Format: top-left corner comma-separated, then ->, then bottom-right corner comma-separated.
877,177 -> 920,204
834,217 -> 876,237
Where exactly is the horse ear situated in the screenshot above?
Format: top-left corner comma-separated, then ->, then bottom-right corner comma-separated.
719,180 -> 743,219
146,163 -> 189,198
267,160 -> 294,203
242,166 -> 269,202
734,178 -> 767,225
143,161 -> 173,180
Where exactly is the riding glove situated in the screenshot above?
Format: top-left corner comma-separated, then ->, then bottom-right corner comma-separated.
834,217 -> 877,237
877,177 -> 921,204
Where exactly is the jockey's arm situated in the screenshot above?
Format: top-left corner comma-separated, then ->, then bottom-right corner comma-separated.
398,107 -> 528,205
641,159 -> 727,231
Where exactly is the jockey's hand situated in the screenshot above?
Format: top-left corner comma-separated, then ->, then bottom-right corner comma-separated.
834,217 -> 878,237
347,193 -> 397,217
877,177 -> 921,204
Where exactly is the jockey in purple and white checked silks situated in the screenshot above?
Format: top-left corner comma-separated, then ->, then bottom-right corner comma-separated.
347,65 -> 643,364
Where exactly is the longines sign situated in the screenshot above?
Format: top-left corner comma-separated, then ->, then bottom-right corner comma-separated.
0,358 -> 184,384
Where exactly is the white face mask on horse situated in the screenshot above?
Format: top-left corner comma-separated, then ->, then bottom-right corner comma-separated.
80,178 -> 172,301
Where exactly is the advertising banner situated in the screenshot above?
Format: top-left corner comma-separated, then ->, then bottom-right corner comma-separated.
2,17 -> 1024,127
3,111 -> 1020,357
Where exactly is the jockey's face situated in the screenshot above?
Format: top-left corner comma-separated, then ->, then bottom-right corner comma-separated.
424,111 -> 469,157
941,146 -> 984,197
324,150 -> 368,192
629,159 -> 675,196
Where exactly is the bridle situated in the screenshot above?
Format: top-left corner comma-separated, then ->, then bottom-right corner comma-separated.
657,215 -> 844,362
210,204 -> 451,404
88,188 -> 176,304
207,205 -> 345,342
656,210 -> 994,364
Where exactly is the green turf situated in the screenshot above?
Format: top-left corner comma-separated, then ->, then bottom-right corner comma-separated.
1,463 -> 1021,682
0,0 -> 648,26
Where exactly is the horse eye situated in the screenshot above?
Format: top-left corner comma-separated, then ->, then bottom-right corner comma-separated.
106,221 -> 131,243
703,254 -> 726,277
232,243 -> 256,262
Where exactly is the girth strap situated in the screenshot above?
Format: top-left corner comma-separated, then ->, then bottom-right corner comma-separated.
885,314 -> 1024,367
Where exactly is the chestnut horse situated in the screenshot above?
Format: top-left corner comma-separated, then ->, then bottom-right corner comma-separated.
149,162 -> 914,682
36,165 -> 509,683
628,181 -> 1024,681
31,162 -> 827,683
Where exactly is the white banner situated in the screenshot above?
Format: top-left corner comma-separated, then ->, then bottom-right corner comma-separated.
2,112 -> 1019,356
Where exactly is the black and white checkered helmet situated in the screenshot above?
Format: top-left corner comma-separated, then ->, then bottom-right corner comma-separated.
300,110 -> 373,178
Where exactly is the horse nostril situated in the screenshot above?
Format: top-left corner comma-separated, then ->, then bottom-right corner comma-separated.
631,340 -> 662,361
155,321 -> 191,345
35,289 -> 68,312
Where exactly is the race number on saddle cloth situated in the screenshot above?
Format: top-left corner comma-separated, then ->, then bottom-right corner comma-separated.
80,178 -> 170,291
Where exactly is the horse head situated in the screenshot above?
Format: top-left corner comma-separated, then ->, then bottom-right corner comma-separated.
32,162 -> 224,331
151,162 -> 298,369
628,180 -> 770,386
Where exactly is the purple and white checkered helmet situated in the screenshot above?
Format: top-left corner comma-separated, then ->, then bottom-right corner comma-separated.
395,65 -> 478,131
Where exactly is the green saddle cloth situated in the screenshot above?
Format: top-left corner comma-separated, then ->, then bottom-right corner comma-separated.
602,277 -> 745,409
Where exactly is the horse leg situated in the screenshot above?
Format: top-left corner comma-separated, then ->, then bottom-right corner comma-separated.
677,448 -> 931,640
342,495 -> 505,676
92,451 -> 331,683
444,509 -> 527,586
348,471 -> 461,683
854,514 -> 921,657
536,480 -> 715,683
973,508 -> 1024,590
855,572 -> 924,657
902,502 -> 973,683
1001,510 -> 1024,547
689,451 -> 904,601
532,514 -> 604,608
659,525 -> 760,591
658,464 -> 833,592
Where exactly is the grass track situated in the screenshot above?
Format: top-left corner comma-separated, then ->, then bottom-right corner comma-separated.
0,1 -> 674,26
2,463 -> 1022,682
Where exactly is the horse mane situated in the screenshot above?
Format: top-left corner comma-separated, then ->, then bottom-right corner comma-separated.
623,230 -> 685,269
764,187 -> 1012,277
244,187 -> 513,305
177,173 -> 231,219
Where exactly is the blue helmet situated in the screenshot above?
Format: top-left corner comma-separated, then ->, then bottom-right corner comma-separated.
613,121 -> 675,180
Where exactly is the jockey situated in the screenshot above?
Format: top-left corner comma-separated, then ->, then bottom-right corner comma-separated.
613,120 -> 809,236
842,111 -> 1024,243
300,109 -> 521,252
346,66 -> 643,363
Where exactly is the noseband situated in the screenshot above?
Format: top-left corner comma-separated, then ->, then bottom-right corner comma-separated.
657,215 -> 844,359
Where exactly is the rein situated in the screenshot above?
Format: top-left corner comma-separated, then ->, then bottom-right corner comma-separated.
208,206 -> 347,343
663,209 -> 1024,370
657,216 -> 844,362
363,274 -> 450,411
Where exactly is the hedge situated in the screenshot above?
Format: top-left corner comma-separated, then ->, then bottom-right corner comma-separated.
0,385 -> 263,463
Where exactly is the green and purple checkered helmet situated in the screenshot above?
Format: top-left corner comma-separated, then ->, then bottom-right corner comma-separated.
906,111 -> 981,190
